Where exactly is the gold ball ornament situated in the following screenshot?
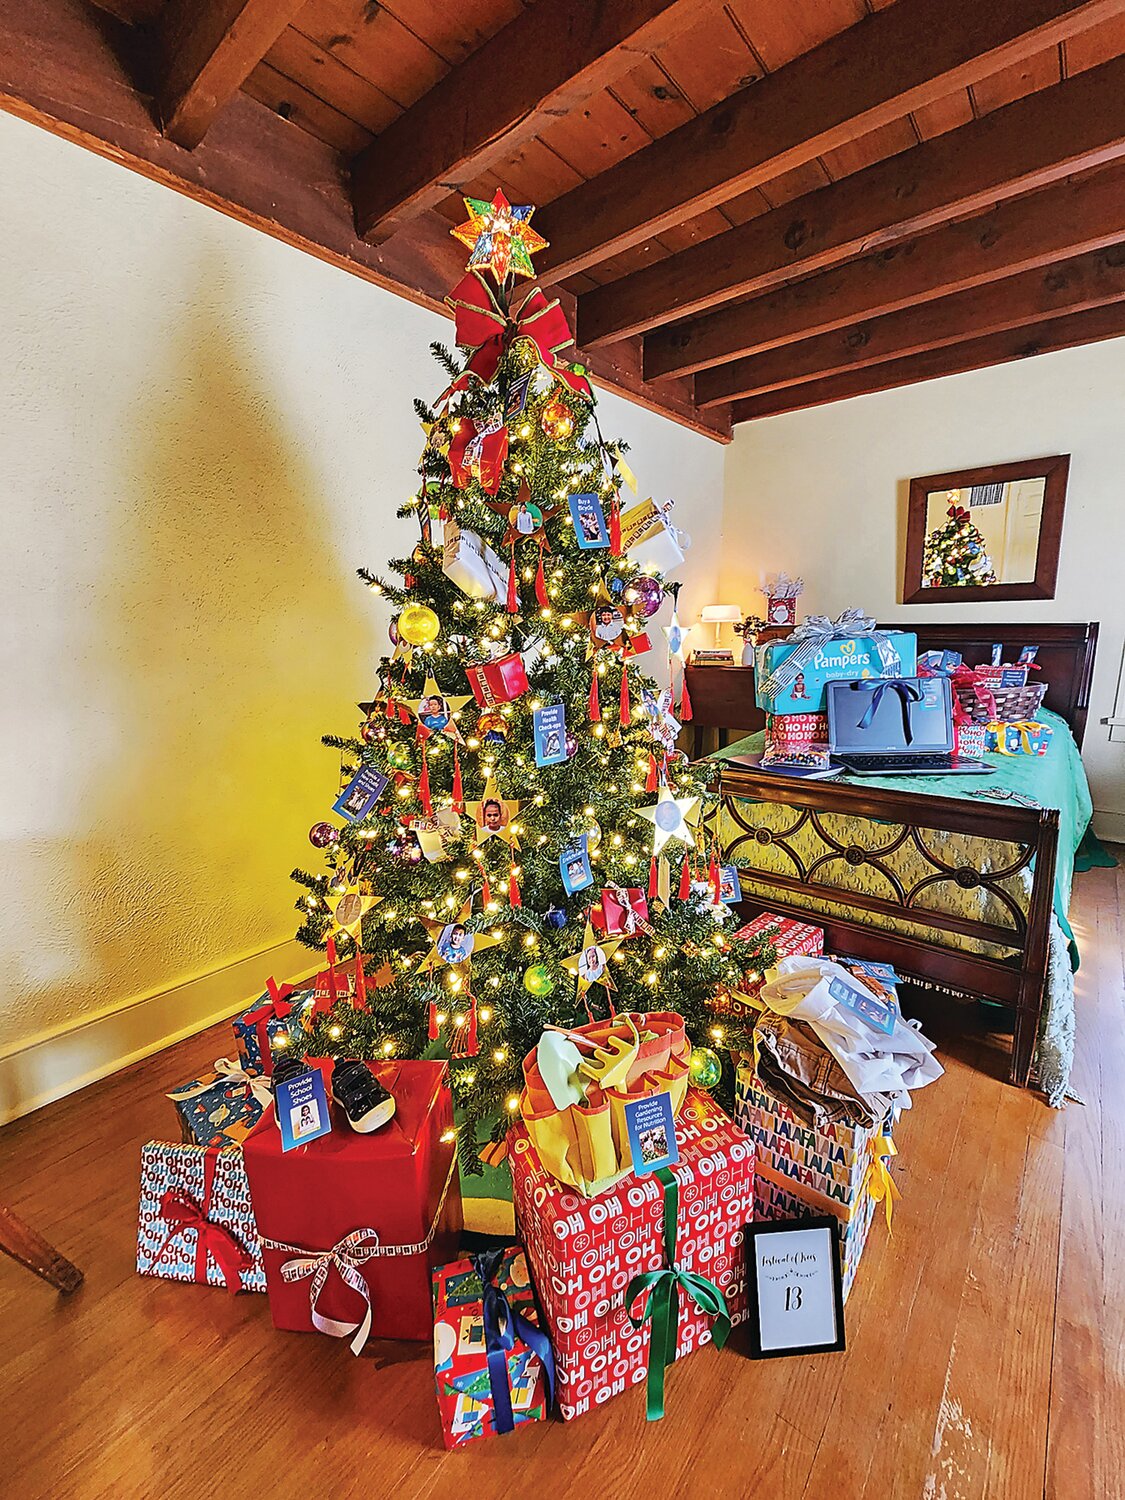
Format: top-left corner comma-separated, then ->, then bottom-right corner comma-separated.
397,604 -> 441,646
540,398 -> 574,441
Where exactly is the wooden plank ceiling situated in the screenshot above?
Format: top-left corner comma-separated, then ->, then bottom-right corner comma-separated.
4,0 -> 1125,439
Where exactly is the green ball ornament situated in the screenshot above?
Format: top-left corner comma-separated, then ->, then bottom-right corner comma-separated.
523,964 -> 555,998
688,1046 -> 722,1090
386,742 -> 412,770
397,603 -> 441,646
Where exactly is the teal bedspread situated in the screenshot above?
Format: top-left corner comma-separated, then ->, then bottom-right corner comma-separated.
714,708 -> 1093,968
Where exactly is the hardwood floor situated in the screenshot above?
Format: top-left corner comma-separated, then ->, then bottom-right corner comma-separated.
2,861 -> 1123,1500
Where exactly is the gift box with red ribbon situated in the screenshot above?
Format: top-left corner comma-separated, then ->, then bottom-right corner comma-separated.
432,1247 -> 554,1448
590,886 -> 650,937
136,1141 -> 265,1293
466,653 -> 529,709
243,1059 -> 462,1350
166,1058 -> 273,1149
712,913 -> 823,1019
510,1088 -> 753,1421
231,983 -> 315,1076
764,711 -> 829,748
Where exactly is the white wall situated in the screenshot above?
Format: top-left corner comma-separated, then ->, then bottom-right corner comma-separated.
720,342 -> 1125,839
0,111 -> 725,1118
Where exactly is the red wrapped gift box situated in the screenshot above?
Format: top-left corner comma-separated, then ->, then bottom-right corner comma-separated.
466,653 -> 529,708
243,1059 -> 462,1348
765,711 -> 829,746
590,886 -> 650,937
510,1088 -> 754,1420
713,912 -> 823,1019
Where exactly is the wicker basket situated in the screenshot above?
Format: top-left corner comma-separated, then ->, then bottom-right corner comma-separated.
955,680 -> 1048,724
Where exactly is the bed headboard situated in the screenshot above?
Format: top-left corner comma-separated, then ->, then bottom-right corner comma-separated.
878,620 -> 1099,748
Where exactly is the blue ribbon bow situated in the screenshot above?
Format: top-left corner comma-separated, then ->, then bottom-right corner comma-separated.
471,1250 -> 556,1435
853,678 -> 924,744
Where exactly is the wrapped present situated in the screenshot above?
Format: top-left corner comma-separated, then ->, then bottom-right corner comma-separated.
955,721 -> 988,758
136,1141 -> 265,1293
765,711 -> 829,747
243,1059 -> 462,1350
166,1057 -> 273,1149
511,1088 -> 752,1420
590,886 -> 651,937
519,1011 -> 691,1198
232,978 -> 315,1076
760,572 -> 803,629
734,1065 -> 897,1302
985,719 -> 1053,757
442,519 -> 509,603
620,496 -> 687,578
432,1247 -> 554,1448
713,913 -> 824,1019
466,652 -> 529,708
755,613 -> 916,714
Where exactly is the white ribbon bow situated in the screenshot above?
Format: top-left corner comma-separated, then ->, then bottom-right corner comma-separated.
167,1056 -> 273,1109
270,1228 -> 384,1356
758,609 -> 902,699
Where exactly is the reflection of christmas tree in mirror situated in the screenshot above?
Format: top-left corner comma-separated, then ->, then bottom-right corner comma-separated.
922,497 -> 997,588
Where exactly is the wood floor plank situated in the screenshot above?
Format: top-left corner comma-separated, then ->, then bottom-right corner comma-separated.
0,858 -> 1121,1498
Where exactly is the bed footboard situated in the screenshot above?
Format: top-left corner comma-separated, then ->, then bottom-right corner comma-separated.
705,766 -> 1060,1087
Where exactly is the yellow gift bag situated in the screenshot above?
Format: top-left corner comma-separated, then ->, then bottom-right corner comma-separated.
518,1012 -> 691,1197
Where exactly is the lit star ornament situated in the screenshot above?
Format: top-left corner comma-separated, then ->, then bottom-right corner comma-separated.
324,882 -> 381,943
451,190 -> 548,283
418,900 -> 503,979
638,787 -> 701,853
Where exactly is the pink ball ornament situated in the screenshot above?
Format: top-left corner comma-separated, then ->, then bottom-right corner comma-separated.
628,576 -> 664,619
308,822 -> 339,848
360,719 -> 384,745
389,619 -> 399,645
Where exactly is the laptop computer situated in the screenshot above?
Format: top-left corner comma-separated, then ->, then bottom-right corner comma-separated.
826,676 -> 993,777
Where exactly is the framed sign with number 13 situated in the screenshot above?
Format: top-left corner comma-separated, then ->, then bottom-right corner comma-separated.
745,1217 -> 846,1359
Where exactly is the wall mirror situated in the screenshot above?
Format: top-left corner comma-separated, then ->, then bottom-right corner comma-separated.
902,454 -> 1069,604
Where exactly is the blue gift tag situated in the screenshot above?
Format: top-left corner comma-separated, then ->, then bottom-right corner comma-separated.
568,491 -> 609,549
718,865 -> 742,904
275,1066 -> 333,1151
333,766 -> 389,822
559,835 -> 593,894
534,702 -> 568,766
624,1091 -> 680,1176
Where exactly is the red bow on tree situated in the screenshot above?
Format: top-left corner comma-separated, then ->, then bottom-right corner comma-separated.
444,272 -> 593,399
948,504 -> 970,523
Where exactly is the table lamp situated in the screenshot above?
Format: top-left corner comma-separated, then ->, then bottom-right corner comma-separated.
700,603 -> 742,648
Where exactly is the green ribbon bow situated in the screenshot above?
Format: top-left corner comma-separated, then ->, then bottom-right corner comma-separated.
625,1166 -> 731,1421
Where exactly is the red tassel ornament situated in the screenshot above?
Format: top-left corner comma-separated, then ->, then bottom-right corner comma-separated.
508,866 -> 522,908
678,851 -> 692,900
619,663 -> 631,727
679,671 -> 693,722
535,541 -> 549,608
451,744 -> 464,813
588,668 -> 601,723
506,549 -> 518,614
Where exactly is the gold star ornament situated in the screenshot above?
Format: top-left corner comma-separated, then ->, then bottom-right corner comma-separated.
402,676 -> 471,741
324,882 -> 381,943
562,921 -> 622,1000
451,190 -> 547,283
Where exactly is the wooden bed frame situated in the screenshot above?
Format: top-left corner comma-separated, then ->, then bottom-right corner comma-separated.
698,622 -> 1099,1088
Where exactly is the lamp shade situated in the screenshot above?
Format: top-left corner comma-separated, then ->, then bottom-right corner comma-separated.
700,604 -> 743,624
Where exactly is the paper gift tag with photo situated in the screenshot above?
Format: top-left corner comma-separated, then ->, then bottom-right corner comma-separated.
275,1066 -> 333,1152
533,702 -> 568,767
333,766 -> 389,822
624,1092 -> 679,1176
559,835 -> 593,894
505,371 -> 532,420
719,865 -> 743,904
568,491 -> 609,550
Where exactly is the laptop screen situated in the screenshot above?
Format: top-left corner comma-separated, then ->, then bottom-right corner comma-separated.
827,677 -> 954,755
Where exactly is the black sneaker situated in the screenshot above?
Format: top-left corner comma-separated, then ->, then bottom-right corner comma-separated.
270,1055 -> 308,1129
332,1058 -> 396,1133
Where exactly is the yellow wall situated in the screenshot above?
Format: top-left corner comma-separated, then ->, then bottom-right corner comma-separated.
721,342 -> 1125,839
0,114 -> 726,1114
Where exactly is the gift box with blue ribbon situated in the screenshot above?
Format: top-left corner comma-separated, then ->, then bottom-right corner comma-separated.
432,1247 -> 554,1448
755,611 -> 916,714
167,1059 -> 273,1150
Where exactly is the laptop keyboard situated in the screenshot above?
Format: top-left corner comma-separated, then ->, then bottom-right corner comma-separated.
842,753 -> 955,772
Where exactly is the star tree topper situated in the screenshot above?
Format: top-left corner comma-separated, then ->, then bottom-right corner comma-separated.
451,190 -> 547,284
638,786 -> 701,853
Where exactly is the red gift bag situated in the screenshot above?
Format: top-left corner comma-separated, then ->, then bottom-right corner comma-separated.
243,1060 -> 462,1348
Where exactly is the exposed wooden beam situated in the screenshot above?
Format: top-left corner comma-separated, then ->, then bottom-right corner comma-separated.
646,163 -> 1125,379
696,242 -> 1125,406
583,54 -> 1125,349
0,0 -> 729,441
535,0 -> 1125,282
731,301 -> 1125,422
156,0 -> 306,149
352,0 -> 712,244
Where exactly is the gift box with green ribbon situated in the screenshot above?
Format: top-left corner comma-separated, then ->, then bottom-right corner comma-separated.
510,1088 -> 754,1422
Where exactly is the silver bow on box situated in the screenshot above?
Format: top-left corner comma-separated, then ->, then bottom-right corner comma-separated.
757,609 -> 905,700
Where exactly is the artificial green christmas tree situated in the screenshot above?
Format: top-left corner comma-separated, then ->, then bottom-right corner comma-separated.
290,192 -> 770,1172
922,501 -> 997,588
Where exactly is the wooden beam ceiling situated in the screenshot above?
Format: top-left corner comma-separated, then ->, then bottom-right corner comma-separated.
351,0 -> 713,244
604,53 -> 1125,361
730,299 -> 1125,421
534,0 -> 1124,282
155,0 -> 307,149
646,162 -> 1125,380
695,241 -> 1125,406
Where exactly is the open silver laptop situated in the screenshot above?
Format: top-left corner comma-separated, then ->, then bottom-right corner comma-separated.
826,677 -> 993,777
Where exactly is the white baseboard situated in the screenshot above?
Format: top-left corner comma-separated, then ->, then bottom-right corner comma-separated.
1092,809 -> 1125,846
0,939 -> 318,1126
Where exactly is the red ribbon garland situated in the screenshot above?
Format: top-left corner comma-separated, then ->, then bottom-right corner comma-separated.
151,1147 -> 251,1295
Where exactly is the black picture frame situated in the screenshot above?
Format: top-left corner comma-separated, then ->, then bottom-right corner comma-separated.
745,1216 -> 846,1359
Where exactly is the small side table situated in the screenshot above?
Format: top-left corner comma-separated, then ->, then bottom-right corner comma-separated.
683,664 -> 765,759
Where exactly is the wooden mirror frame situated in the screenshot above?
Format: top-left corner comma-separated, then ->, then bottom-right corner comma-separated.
902,454 -> 1070,604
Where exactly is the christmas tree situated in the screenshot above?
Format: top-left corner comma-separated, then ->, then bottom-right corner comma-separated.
291,192 -> 770,1172
922,500 -> 997,588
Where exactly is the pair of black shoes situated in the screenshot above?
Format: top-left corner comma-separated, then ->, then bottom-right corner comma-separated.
271,1055 -> 395,1134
